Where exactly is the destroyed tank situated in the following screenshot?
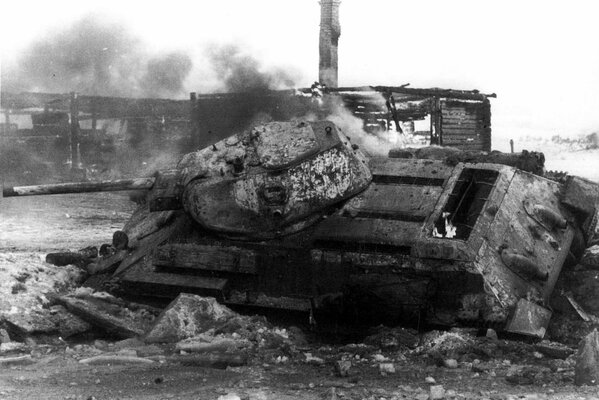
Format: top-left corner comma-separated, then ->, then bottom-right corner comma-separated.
3,120 -> 583,337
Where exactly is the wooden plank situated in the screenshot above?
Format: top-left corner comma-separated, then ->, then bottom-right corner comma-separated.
442,137 -> 483,143
441,113 -> 485,121
442,115 -> 482,121
442,127 -> 480,133
443,126 -> 484,132
442,142 -> 484,148
442,120 -> 481,127
87,250 -> 129,274
442,123 -> 481,130
442,134 -> 481,140
442,131 -> 482,137
442,100 -> 487,110
442,125 -> 486,131
442,135 -> 482,141
55,295 -> 147,338
114,212 -> 190,277
121,268 -> 228,294
443,137 -> 486,143
441,115 -> 482,121
443,143 -> 486,150
154,243 -> 257,274
441,112 -> 482,118
442,131 -> 481,137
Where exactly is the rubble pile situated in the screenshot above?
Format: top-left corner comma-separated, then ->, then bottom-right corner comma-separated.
0,289 -> 598,399
545,176 -> 599,347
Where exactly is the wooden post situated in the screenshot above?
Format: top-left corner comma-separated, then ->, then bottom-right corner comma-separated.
482,97 -> 492,152
510,139 -> 514,153
429,96 -> 441,145
189,92 -> 199,149
91,99 -> 97,131
70,92 -> 80,168
3,109 -> 9,136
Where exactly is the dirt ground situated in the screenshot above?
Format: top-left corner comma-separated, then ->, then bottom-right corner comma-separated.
0,193 -> 598,400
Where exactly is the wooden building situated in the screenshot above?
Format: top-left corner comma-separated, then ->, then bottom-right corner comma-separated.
328,86 -> 496,152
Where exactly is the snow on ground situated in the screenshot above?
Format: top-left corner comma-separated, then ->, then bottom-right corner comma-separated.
0,193 -> 135,315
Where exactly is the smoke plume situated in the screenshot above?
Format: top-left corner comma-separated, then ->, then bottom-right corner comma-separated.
207,44 -> 298,92
141,52 -> 193,97
324,96 -> 409,157
3,15 -> 192,98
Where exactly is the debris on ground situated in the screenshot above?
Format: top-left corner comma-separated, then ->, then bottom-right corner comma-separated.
3,305 -> 91,341
145,293 -> 236,343
78,354 -> 155,365
363,325 -> 419,350
575,329 -> 599,386
45,246 -> 98,268
54,292 -> 155,338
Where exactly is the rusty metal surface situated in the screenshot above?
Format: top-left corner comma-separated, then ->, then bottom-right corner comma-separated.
252,121 -> 319,170
344,183 -> 443,219
314,216 -> 423,248
480,171 -> 574,305
368,158 -> 455,182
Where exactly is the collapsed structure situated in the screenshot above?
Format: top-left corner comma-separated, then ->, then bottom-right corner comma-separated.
5,119 -> 596,338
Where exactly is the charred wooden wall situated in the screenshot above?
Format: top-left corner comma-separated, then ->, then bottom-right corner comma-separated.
440,99 -> 491,151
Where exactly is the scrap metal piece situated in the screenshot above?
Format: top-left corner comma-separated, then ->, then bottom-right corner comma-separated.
564,292 -> 599,323
505,298 -> 552,338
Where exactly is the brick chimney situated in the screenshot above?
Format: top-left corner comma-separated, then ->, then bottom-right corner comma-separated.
319,0 -> 341,88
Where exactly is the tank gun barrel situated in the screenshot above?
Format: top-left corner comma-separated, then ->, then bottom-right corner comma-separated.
2,178 -> 156,198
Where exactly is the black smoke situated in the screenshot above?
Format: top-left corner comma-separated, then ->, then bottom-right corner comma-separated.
141,52 -> 193,97
207,44 -> 297,92
3,15 -> 192,98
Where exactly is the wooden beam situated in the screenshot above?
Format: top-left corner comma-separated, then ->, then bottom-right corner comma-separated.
155,243 -> 257,274
70,92 -> 80,168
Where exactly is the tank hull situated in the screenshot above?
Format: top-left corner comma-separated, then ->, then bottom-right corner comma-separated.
119,156 -> 575,337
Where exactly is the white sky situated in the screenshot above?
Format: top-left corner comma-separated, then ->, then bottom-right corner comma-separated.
1,0 -> 598,140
